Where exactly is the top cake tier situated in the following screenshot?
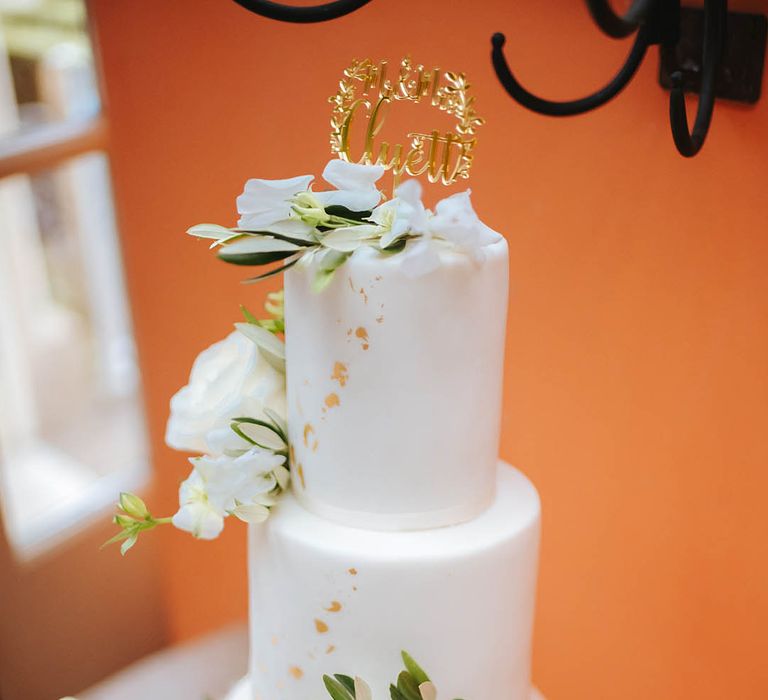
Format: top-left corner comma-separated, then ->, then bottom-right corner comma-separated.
285,238 -> 509,530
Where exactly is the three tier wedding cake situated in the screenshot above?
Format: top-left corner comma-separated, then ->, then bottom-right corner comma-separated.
108,56 -> 541,700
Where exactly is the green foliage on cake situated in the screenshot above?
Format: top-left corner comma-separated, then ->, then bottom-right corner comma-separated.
324,651 -> 463,700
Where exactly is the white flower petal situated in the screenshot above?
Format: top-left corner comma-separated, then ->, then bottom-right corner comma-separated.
316,159 -> 385,211
322,159 -> 384,190
220,236 -> 301,254
273,464 -> 290,491
354,677 -> 373,700
172,502 -> 225,540
321,224 -> 381,252
419,682 -> 437,700
399,238 -> 442,278
231,503 -> 271,524
236,174 -> 314,231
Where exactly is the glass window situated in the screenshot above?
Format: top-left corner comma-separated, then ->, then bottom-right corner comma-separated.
0,0 -> 149,557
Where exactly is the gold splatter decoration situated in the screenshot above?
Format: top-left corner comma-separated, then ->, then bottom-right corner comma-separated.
355,327 -> 369,350
359,287 -> 368,304
289,666 -> 304,679
325,601 -> 342,612
297,464 -> 306,489
348,277 -> 355,292
376,315 -> 384,324
303,423 -> 318,451
348,567 -> 358,575
314,618 -> 329,633
324,393 -> 340,409
326,644 -> 336,654
331,361 -> 349,387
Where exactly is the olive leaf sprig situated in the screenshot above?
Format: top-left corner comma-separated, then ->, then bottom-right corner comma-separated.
189,202 -> 408,293
324,651 -> 462,700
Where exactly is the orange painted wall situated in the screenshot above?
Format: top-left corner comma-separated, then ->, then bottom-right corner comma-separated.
89,1 -> 768,698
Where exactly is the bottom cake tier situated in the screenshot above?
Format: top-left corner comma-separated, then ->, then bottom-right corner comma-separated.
248,462 -> 541,700
226,677 -> 547,700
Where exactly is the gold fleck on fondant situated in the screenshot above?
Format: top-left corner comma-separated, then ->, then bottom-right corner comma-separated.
326,644 -> 336,654
303,423 -> 317,451
374,275 -> 382,281
297,463 -> 306,489
352,585 -> 358,591
314,618 -> 329,633
355,327 -> 369,350
324,393 -> 340,409
331,361 -> 349,387
289,444 -> 295,465
348,276 -> 355,292
348,567 -> 358,575
289,666 -> 303,679
376,315 -> 384,324
325,600 -> 342,612
359,287 -> 368,304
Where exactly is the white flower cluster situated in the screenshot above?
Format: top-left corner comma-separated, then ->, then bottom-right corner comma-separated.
189,158 -> 501,283
165,327 -> 288,539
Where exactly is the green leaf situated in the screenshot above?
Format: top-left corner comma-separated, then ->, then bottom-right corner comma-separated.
323,675 -> 355,700
401,652 -> 430,684
313,267 -> 337,293
325,204 -> 373,221
242,257 -> 300,283
187,223 -> 234,240
235,228 -> 317,245
381,237 -> 408,254
390,683 -> 408,700
233,421 -> 286,451
101,529 -> 132,549
240,304 -> 259,325
318,249 -> 351,273
334,675 -> 356,695
222,236 -> 302,255
120,532 -> 139,556
396,671 -> 422,700
232,416 -> 287,448
234,322 -> 285,372
313,249 -> 350,293
262,407 -> 288,439
219,249 -> 296,267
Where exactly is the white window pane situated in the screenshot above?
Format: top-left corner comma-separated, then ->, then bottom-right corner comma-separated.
0,150 -> 149,556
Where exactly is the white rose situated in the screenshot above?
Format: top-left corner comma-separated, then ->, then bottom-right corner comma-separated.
165,329 -> 286,454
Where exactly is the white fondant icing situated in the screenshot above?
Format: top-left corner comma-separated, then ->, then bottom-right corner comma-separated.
248,463 -> 540,700
284,239 -> 509,530
225,676 -> 546,700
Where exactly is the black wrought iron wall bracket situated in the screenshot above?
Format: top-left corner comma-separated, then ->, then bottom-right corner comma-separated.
231,0 -> 766,159
232,0 -> 372,24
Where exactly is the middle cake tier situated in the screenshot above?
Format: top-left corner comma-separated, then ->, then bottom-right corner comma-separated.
285,238 -> 509,530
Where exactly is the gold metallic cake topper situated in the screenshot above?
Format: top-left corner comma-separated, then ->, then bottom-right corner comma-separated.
329,57 -> 484,190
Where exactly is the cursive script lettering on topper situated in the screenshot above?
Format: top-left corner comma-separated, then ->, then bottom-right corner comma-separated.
329,57 -> 485,190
